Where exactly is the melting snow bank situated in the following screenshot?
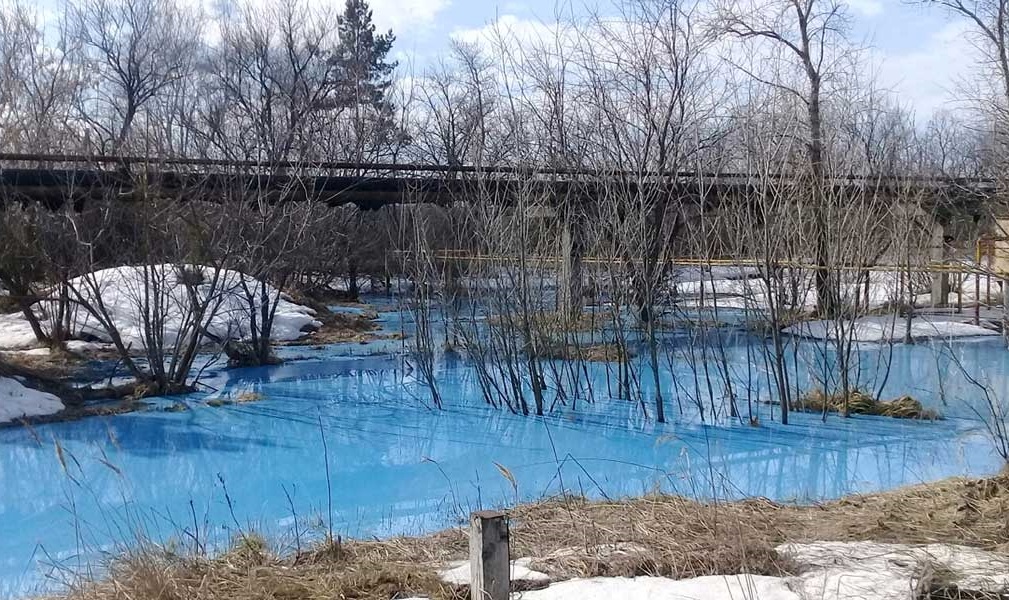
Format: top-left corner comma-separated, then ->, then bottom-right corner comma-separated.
415,541 -> 1009,600
0,377 -> 64,423
511,575 -> 796,599
0,265 -> 322,351
784,541 -> 1009,599
783,315 -> 1000,342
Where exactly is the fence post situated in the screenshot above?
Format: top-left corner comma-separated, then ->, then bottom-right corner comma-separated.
470,510 -> 509,600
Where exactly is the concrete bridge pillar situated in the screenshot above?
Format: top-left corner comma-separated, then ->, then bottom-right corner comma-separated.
558,214 -> 583,317
929,221 -> 949,308
525,204 -> 583,316
993,219 -> 1009,275
994,219 -> 1009,339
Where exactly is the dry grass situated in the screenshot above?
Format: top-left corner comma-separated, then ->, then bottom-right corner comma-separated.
537,342 -> 636,363
489,311 -> 612,335
919,586 -> 1009,599
71,535 -> 462,600
206,392 -> 264,408
284,309 -> 389,346
508,496 -> 794,580
793,389 -> 942,420
12,398 -> 148,428
235,392 -> 263,403
0,349 -> 88,380
54,472 -> 1009,600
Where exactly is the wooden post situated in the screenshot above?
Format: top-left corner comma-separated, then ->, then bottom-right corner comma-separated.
470,510 -> 509,600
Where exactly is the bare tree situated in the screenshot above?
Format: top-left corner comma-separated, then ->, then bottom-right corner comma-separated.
714,0 -> 857,315
68,0 -> 201,152
0,4 -> 83,152
413,42 -> 497,167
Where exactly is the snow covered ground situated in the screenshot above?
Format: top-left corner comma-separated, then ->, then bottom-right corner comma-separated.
670,268 -> 904,313
784,541 -> 1009,600
669,266 -> 1005,342
671,267 -> 1005,314
0,312 -> 44,351
514,575 -> 797,600
412,541 -> 1009,600
0,377 -> 64,423
784,315 -> 1000,342
0,265 -> 321,352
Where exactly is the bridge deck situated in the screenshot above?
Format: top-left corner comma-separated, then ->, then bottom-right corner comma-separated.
0,153 -> 997,210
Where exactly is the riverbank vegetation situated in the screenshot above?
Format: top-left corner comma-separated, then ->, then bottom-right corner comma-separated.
51,473 -> 1009,600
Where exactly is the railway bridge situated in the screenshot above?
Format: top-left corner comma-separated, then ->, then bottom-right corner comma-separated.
1,153 -> 1003,313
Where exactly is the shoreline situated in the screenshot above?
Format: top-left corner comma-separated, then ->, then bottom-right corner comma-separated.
31,472 -> 1009,600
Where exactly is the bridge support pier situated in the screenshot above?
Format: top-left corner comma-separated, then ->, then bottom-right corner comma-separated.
559,215 -> 583,318
930,222 -> 949,308
994,219 -> 1009,342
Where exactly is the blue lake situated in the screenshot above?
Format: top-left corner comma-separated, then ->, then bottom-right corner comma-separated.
0,312 -> 1007,596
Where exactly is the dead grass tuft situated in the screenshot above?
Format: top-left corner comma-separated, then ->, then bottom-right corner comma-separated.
918,585 -> 1009,599
0,349 -> 86,380
537,342 -> 636,363
491,311 -> 611,335
235,391 -> 263,403
793,389 -> 941,420
72,535 -> 463,600
506,495 -> 795,580
285,309 -> 388,346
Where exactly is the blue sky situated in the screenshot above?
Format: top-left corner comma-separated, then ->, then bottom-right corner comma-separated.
363,0 -> 971,120
32,0 -> 969,119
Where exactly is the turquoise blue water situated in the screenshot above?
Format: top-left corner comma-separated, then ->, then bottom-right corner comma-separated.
0,308 -> 1006,596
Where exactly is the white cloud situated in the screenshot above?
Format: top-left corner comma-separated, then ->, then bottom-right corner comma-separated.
368,0 -> 450,34
450,13 -> 562,48
449,4 -> 981,121
847,0 -> 883,17
876,20 -> 979,118
197,0 -> 449,41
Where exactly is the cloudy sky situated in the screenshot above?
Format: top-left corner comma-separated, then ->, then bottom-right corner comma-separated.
360,0 -> 972,119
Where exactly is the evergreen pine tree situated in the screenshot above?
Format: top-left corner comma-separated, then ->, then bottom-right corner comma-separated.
330,0 -> 400,161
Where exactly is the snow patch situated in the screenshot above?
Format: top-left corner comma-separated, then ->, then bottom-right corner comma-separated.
513,574 -> 799,599
0,348 -> 51,357
784,315 -> 999,342
0,266 -> 321,352
424,542 -> 1009,600
439,557 -> 550,587
0,377 -> 64,423
0,312 -> 44,351
65,340 -> 109,353
781,541 -> 1009,600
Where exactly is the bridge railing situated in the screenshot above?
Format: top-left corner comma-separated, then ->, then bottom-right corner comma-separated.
0,152 -> 999,190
